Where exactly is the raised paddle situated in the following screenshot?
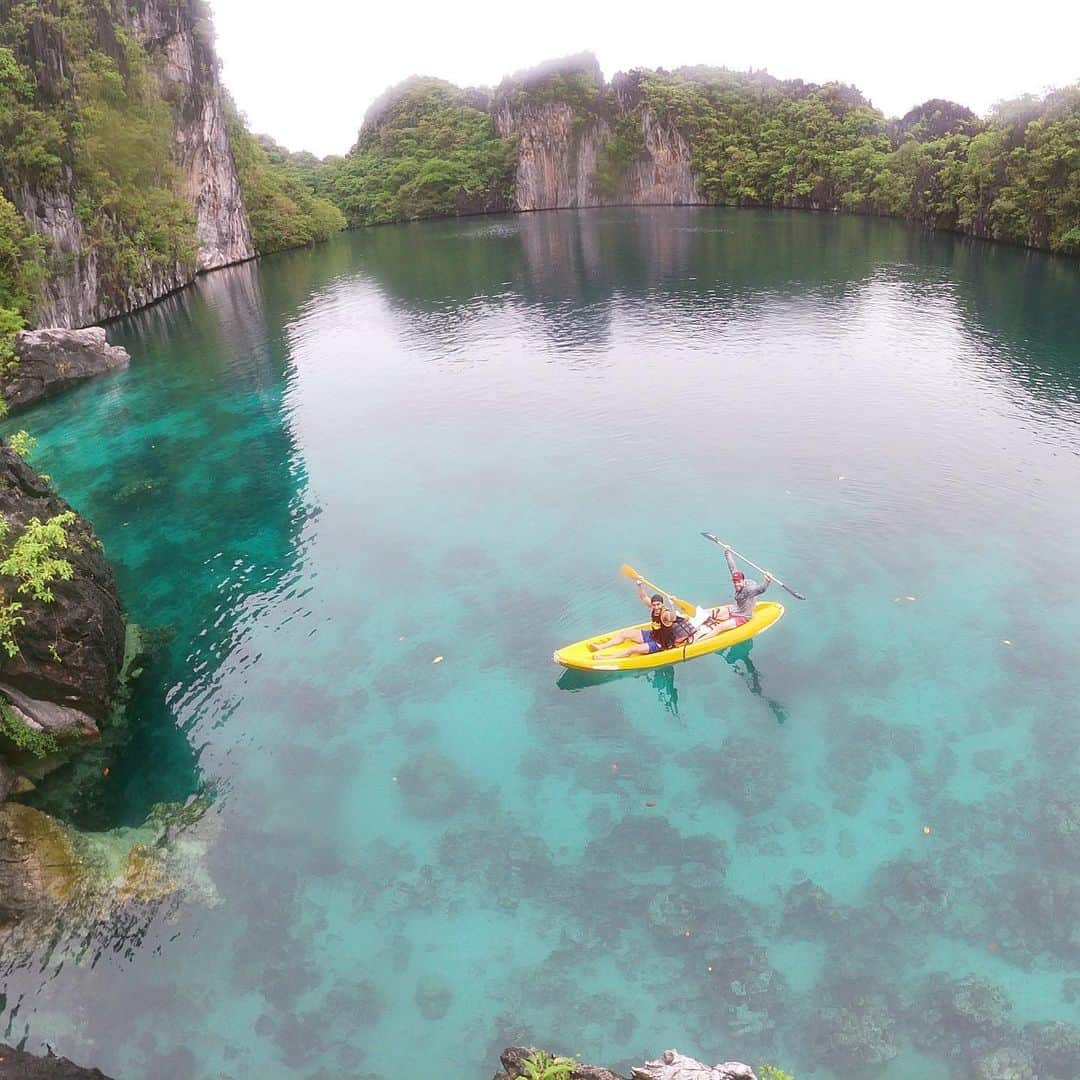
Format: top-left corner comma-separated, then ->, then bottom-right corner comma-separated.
620,563 -> 696,616
700,532 -> 807,601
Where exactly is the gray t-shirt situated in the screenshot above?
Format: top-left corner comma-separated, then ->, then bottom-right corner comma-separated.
727,549 -> 769,617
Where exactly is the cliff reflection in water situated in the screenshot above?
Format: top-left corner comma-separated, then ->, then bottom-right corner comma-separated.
354,206 -> 1080,402
13,255 -> 325,830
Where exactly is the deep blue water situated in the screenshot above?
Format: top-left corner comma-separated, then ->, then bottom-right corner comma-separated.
2,208 -> 1079,1079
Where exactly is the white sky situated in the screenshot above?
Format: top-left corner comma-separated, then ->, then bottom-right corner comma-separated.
208,0 -> 1080,158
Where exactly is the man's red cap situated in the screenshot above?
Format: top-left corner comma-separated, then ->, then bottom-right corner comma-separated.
732,570 -> 745,582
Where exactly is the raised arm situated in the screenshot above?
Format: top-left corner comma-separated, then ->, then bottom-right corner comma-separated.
634,578 -> 652,608
724,547 -> 738,581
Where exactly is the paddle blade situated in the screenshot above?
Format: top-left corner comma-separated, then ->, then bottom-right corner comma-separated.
700,531 -> 722,545
781,582 -> 807,600
620,563 -> 642,582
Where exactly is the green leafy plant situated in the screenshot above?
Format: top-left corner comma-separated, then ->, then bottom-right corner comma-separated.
7,429 -> 35,458
0,511 -> 78,657
0,697 -> 58,757
0,511 -> 77,602
0,596 -> 24,657
758,1066 -> 796,1080
518,1051 -> 575,1080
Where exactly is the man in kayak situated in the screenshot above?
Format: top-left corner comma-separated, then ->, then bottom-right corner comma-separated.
696,546 -> 773,636
595,605 -> 695,659
589,578 -> 693,655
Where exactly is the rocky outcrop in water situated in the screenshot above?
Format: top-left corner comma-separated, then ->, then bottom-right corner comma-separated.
1,328 -> 130,413
0,1042 -> 113,1079
493,1048 -> 757,1080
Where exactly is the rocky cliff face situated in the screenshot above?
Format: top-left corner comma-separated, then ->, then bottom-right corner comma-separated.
7,0 -> 253,329
494,100 -> 612,210
124,0 -> 252,273
493,69 -> 702,212
621,107 -> 702,207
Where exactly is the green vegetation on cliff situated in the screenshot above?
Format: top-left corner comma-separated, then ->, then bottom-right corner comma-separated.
1,0 -> 197,325
225,102 -> 345,254
0,0 -> 343,340
0,192 -> 43,366
322,56 -> 1079,256
327,78 -> 518,227
640,68 -> 1080,253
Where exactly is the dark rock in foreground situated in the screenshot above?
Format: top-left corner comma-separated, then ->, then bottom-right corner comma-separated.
0,442 -> 125,731
2,328 -> 129,414
0,1043 -> 113,1078
494,1047 -> 757,1080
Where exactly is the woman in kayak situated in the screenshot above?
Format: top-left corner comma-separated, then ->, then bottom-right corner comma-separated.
590,579 -> 695,657
696,546 -> 773,635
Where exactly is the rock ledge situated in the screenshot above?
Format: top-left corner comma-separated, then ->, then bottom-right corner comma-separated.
3,328 -> 130,413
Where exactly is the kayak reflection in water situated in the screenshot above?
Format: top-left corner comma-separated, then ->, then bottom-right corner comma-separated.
723,640 -> 788,724
646,665 -> 680,717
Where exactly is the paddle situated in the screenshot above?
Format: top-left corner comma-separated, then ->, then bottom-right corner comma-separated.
620,564 -> 697,616
699,532 -> 807,601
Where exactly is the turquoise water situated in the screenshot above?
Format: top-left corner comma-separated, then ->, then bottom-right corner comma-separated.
3,207 -> 1080,1078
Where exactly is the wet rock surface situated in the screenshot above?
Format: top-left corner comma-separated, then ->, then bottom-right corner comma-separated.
2,328 -> 129,413
492,1047 -> 756,1080
0,443 -> 125,727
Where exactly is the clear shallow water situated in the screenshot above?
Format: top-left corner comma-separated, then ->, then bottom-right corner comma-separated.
2,207 -> 1079,1078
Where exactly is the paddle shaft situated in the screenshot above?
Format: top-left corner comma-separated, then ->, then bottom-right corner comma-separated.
700,532 -> 806,601
620,564 -> 696,616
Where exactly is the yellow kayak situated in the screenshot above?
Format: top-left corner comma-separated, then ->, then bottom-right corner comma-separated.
553,600 -> 785,672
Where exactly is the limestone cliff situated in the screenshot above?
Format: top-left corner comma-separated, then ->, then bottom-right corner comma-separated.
493,98 -> 612,210
124,0 -> 253,273
1,0 -> 253,329
492,60 -> 702,212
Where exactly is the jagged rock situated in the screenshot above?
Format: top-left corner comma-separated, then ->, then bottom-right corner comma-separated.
631,1050 -> 757,1080
2,328 -> 129,413
0,683 -> 99,740
497,1047 -> 623,1080
0,1043 -> 113,1078
0,443 -> 125,727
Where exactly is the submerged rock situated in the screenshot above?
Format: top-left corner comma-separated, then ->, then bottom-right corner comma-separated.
970,1046 -> 1035,1080
2,328 -> 130,413
0,796 -> 220,949
0,802 -> 84,928
414,974 -> 453,1020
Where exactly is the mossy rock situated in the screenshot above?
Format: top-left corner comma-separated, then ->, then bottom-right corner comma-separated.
0,802 -> 87,925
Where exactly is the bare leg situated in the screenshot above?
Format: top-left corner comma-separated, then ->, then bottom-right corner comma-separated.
601,641 -> 651,659
589,627 -> 645,652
